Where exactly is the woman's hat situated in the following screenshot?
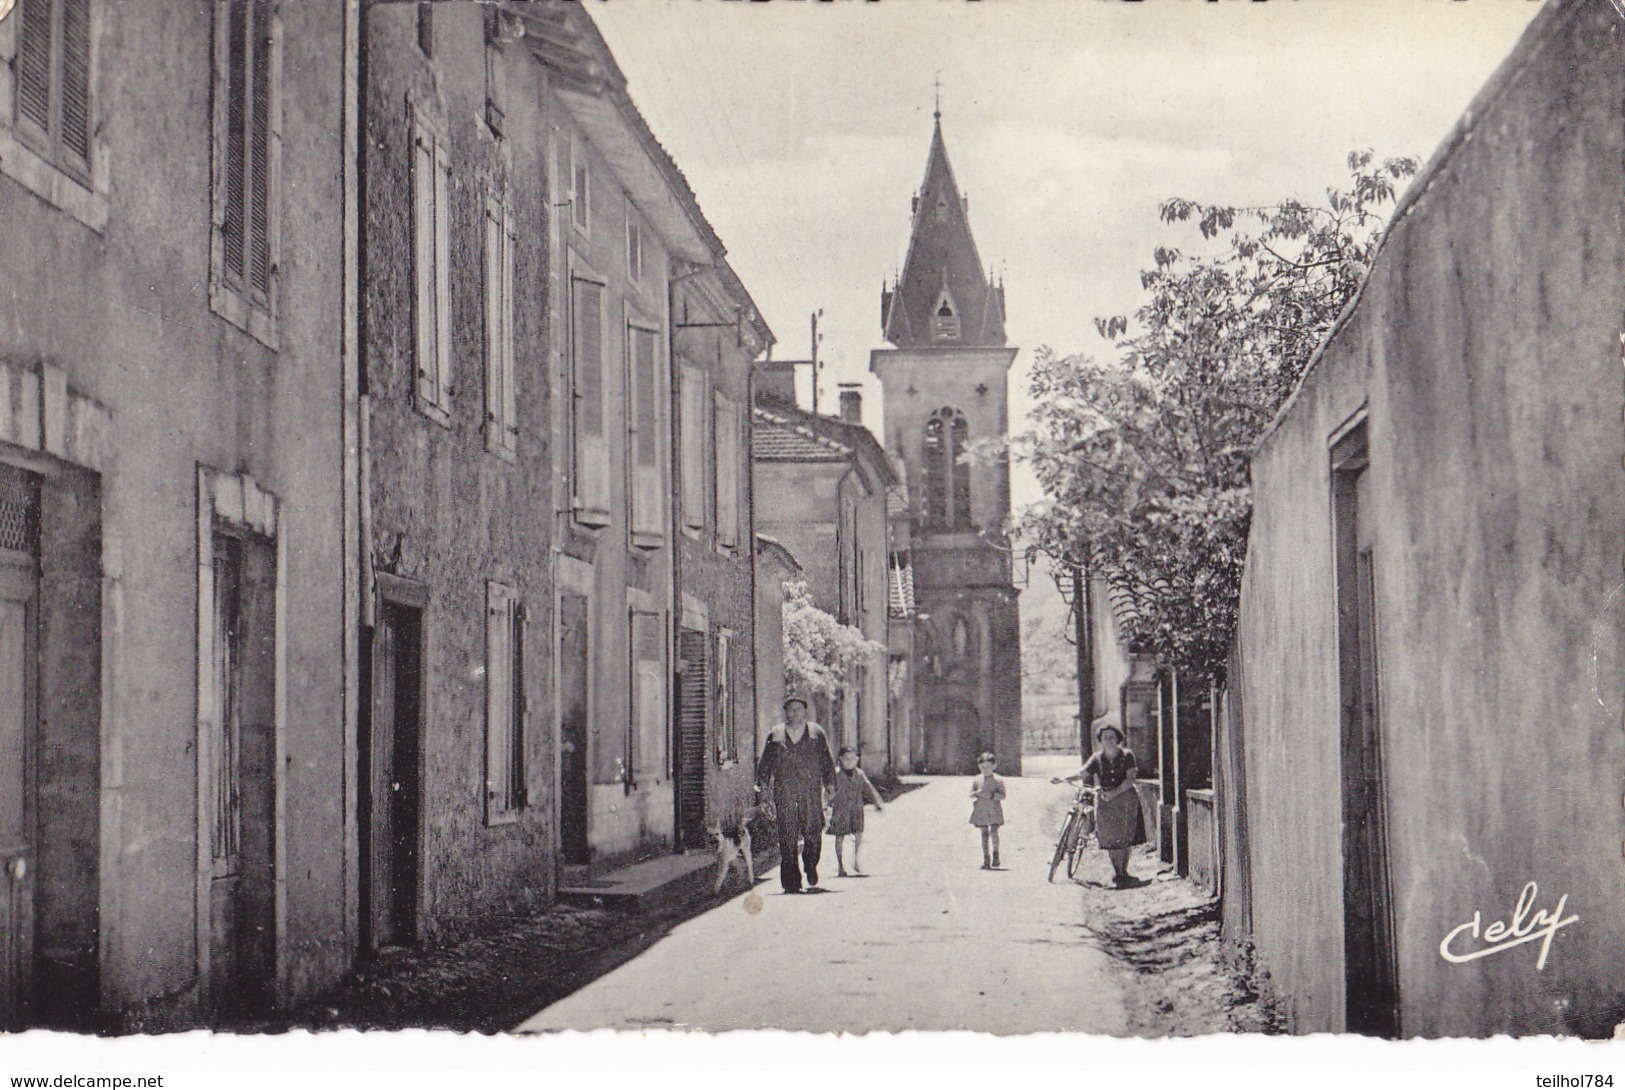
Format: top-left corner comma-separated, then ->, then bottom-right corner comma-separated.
977,751 -> 996,763
1094,722 -> 1125,743
782,695 -> 808,710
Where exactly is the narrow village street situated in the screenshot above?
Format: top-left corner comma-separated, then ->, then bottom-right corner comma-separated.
519,758 -> 1130,1035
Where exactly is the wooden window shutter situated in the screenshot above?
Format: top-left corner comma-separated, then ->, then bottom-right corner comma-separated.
511,600 -> 527,809
631,327 -> 662,541
714,631 -> 734,765
570,277 -> 609,520
58,0 -> 91,167
15,0 -> 92,178
246,0 -> 273,301
631,610 -> 666,782
484,199 -> 502,443
715,395 -> 738,549
485,583 -> 516,818
15,0 -> 52,136
679,365 -> 706,531
432,140 -> 452,404
223,1 -> 249,288
501,207 -> 517,447
412,129 -> 439,406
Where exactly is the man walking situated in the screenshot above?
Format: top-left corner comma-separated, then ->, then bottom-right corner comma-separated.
756,696 -> 837,894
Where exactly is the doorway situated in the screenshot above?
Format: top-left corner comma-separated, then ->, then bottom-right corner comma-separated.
1332,423 -> 1399,1037
361,598 -> 423,950
207,529 -> 278,1021
558,592 -> 590,866
0,467 -> 38,1030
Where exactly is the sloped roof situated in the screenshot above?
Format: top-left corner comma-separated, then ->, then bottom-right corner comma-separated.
751,395 -> 900,488
882,118 -> 1007,349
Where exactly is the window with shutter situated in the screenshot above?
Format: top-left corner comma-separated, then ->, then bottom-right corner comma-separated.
713,630 -> 735,766
630,609 -> 666,784
569,275 -> 610,523
714,394 -> 738,550
485,582 -> 525,821
210,0 -> 280,344
629,324 -> 663,546
13,0 -> 92,185
679,364 -> 707,533
484,193 -> 517,456
411,119 -> 452,420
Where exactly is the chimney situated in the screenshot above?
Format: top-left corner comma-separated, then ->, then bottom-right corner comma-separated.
838,385 -> 863,426
755,359 -> 799,406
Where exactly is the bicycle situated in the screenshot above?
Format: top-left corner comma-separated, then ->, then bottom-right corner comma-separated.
1046,782 -> 1098,883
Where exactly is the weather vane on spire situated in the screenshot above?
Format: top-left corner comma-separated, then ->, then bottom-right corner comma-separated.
933,70 -> 942,121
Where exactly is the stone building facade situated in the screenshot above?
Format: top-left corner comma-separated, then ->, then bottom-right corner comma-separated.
752,380 -> 896,772
1222,0 -> 1625,1037
869,114 -> 1023,775
360,2 -> 557,946
0,0 -> 352,1029
671,262 -> 773,848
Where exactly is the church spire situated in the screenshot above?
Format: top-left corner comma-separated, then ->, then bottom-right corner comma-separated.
881,112 -> 1006,349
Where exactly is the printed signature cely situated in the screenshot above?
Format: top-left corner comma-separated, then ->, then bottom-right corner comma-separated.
1439,881 -> 1578,971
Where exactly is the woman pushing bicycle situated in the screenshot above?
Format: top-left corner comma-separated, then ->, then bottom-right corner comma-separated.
1051,722 -> 1147,887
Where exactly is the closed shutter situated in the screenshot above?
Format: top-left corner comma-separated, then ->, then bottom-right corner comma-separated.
679,365 -> 706,531
15,0 -> 52,136
570,277 -> 609,521
216,0 -> 275,308
715,395 -> 738,549
59,0 -> 91,168
246,0 -> 273,301
484,199 -> 519,451
675,629 -> 708,847
412,124 -> 450,410
713,631 -> 734,765
484,583 -> 514,819
432,140 -> 452,402
501,208 -> 517,447
630,610 -> 666,783
630,326 -> 662,541
223,2 -> 248,286
15,0 -> 91,179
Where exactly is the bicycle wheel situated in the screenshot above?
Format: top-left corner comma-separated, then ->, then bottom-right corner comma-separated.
1065,824 -> 1087,879
1048,811 -> 1078,883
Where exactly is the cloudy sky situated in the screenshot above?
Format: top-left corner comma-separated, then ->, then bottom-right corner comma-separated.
594,0 -> 1542,507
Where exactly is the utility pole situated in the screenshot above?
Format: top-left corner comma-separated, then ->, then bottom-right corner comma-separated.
810,308 -> 824,415
1073,558 -> 1095,765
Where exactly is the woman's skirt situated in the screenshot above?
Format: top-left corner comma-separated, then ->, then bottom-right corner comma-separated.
1095,787 -> 1147,850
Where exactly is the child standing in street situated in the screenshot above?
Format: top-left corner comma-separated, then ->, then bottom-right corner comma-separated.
828,746 -> 884,876
969,752 -> 1006,870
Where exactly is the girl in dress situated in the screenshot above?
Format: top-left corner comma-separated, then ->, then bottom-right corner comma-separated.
828,746 -> 884,876
968,752 -> 1006,870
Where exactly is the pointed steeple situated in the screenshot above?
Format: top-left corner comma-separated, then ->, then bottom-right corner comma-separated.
881,116 -> 1007,349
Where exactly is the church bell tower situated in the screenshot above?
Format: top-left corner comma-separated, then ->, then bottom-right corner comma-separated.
870,109 -> 1023,775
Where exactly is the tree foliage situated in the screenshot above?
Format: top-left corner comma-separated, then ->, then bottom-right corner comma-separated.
1009,151 -> 1418,679
781,579 -> 887,701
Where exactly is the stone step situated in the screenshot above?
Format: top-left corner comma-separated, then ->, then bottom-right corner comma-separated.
558,851 -> 728,912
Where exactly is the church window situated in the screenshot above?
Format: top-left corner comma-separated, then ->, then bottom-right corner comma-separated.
922,407 -> 972,531
931,288 -> 959,340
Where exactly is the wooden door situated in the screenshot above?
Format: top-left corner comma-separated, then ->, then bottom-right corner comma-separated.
558,593 -> 590,865
208,532 -> 277,1021
362,602 -> 422,949
0,561 -> 37,1031
1334,431 -> 1398,1037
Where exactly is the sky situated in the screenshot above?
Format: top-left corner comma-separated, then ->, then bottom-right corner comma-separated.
593,0 -> 1544,509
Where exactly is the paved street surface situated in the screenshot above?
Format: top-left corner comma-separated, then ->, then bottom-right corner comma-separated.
518,757 -> 1128,1034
